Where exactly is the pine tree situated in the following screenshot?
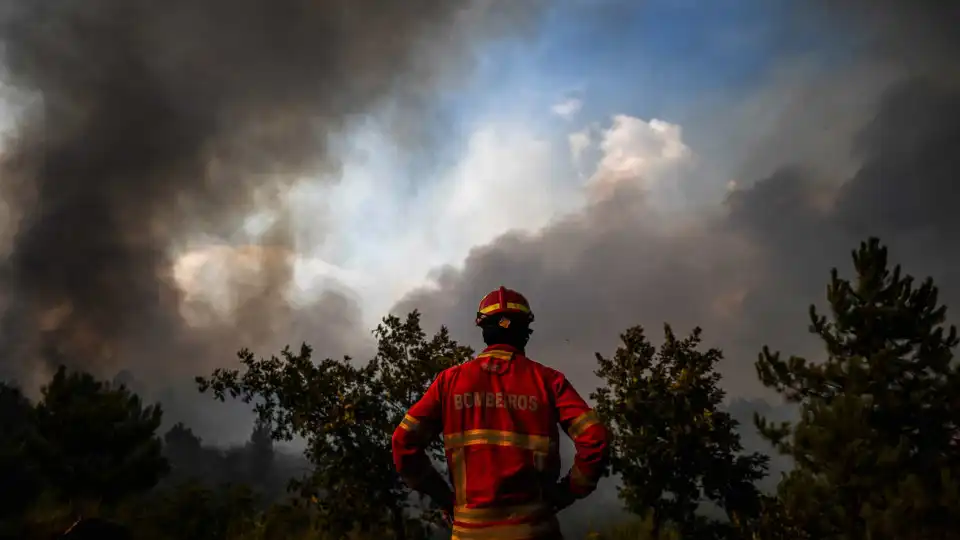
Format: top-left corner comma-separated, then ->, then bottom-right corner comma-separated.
593,324 -> 768,539
755,238 -> 960,539
0,382 -> 44,534
246,417 -> 274,487
34,366 -> 169,515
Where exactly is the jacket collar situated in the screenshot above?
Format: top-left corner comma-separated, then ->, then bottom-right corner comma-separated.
476,344 -> 521,373
480,343 -> 523,356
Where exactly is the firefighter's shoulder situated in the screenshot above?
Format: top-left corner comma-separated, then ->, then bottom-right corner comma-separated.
432,357 -> 472,384
519,353 -> 565,381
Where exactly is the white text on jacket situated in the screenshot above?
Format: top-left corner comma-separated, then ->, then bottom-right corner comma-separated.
453,392 -> 539,411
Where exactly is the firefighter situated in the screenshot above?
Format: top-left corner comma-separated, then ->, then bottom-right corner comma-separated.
392,286 -> 610,540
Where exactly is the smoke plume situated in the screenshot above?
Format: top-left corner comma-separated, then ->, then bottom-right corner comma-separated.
0,0 -> 543,395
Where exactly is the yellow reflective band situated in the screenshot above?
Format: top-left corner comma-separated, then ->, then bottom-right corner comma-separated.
452,516 -> 560,540
567,409 -> 601,439
399,413 -> 420,431
478,303 -> 501,314
451,448 -> 467,504
477,350 -> 513,360
478,302 -> 530,315
444,429 -> 553,453
453,502 -> 551,525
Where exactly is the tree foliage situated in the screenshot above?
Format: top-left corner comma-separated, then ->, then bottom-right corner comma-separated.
125,482 -> 260,540
246,417 -> 275,486
593,324 -> 768,539
0,383 -> 43,524
755,237 -> 960,539
197,310 -> 473,539
0,367 -> 168,538
34,366 -> 169,511
159,419 -> 299,503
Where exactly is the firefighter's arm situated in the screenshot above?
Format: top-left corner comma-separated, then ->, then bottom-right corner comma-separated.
553,372 -> 610,505
391,374 -> 454,512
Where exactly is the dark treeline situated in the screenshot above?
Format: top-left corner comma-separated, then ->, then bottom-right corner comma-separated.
1,237 -> 958,540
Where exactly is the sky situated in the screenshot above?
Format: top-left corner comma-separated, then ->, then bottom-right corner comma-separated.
173,0 -> 839,329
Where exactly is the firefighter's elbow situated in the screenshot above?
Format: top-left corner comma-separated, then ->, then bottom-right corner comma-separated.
598,423 -> 612,448
596,425 -> 612,466
391,425 -> 403,445
391,428 -> 408,459
598,420 -> 611,440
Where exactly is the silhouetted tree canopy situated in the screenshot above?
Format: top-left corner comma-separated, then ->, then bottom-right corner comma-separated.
755,238 -> 960,539
33,366 -> 169,510
0,383 -> 43,524
593,325 -> 768,539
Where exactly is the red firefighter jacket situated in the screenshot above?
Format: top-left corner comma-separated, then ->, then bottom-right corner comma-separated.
392,344 -> 610,540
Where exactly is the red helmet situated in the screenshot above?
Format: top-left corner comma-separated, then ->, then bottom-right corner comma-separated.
475,286 -> 534,327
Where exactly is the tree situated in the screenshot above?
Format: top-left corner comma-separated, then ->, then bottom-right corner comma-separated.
0,382 -> 44,535
33,366 -> 169,516
593,324 -> 768,539
755,237 -> 960,539
162,422 -> 205,483
114,481 -> 259,540
245,417 -> 275,488
197,310 -> 473,540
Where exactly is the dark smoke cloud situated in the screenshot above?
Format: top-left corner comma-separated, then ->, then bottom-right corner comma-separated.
807,0 -> 960,73
0,0 -> 545,400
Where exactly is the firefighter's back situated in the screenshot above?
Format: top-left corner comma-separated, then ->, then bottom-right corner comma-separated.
442,345 -> 563,539
392,287 -> 609,540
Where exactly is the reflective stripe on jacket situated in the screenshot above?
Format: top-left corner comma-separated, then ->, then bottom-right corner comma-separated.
392,344 -> 610,540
